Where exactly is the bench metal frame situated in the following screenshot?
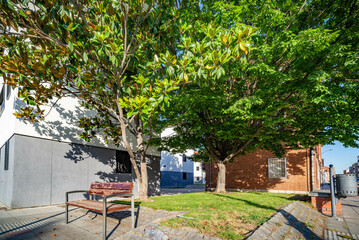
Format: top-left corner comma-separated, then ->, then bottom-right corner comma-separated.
66,190 -> 135,240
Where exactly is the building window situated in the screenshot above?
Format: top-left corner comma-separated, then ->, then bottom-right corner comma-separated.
196,177 -> 200,181
182,155 -> 187,162
196,166 -> 199,171
183,172 -> 187,180
6,84 -> 11,100
116,150 -> 131,173
4,140 -> 9,170
0,85 -> 5,116
268,158 -> 286,178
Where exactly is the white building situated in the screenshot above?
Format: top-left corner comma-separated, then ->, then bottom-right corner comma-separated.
348,156 -> 359,179
160,127 -> 205,188
0,79 -> 160,208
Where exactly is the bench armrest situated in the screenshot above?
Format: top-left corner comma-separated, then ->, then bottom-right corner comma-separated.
103,194 -> 135,212
103,193 -> 133,200
66,190 -> 89,202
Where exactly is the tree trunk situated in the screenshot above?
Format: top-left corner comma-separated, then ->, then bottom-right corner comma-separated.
139,159 -> 148,201
136,129 -> 149,201
215,161 -> 226,193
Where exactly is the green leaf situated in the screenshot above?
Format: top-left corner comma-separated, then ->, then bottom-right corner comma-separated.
83,52 -> 88,63
68,41 -> 74,52
6,0 -> 15,11
18,10 -> 27,18
167,66 -> 174,76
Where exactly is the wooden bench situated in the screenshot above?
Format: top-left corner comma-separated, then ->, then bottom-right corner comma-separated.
65,182 -> 135,240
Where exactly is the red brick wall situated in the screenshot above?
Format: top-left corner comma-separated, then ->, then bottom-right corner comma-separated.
311,196 -> 342,216
206,148 -> 312,192
323,166 -> 330,183
311,145 -> 323,190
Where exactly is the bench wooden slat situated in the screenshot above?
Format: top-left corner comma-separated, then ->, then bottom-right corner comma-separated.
89,189 -> 131,195
66,200 -> 131,213
90,182 -> 133,190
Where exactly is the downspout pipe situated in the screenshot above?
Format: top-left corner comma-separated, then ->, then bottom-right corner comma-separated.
311,147 -> 315,191
306,149 -> 310,191
329,164 -> 337,218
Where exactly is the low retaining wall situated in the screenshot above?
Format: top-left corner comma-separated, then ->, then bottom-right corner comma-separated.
309,190 -> 342,216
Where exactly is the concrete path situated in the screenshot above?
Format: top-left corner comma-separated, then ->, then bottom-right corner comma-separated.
247,201 -> 325,240
161,185 -> 205,196
0,204 -> 183,240
325,196 -> 359,240
2,195 -> 358,240
246,196 -> 359,240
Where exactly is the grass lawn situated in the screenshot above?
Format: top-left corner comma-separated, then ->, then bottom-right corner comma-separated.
127,192 -> 304,239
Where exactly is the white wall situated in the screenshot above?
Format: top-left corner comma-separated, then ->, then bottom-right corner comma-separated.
14,96 -> 110,146
160,127 -> 207,184
9,93 -> 159,156
160,151 -> 194,173
0,79 -> 16,148
160,127 -> 194,173
193,161 -> 206,183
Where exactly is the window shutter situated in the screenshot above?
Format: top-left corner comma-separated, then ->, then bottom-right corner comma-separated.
6,84 -> 11,100
4,140 -> 9,170
0,85 -> 5,116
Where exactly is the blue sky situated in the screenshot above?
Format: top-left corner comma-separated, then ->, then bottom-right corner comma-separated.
322,141 -> 359,174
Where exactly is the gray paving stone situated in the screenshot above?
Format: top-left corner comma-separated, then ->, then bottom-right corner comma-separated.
257,225 -> 271,236
248,201 -> 325,240
249,230 -> 269,240
0,205 -> 190,240
268,230 -> 284,240
289,227 -> 303,238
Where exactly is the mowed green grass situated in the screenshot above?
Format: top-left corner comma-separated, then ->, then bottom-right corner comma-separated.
139,192 -> 299,239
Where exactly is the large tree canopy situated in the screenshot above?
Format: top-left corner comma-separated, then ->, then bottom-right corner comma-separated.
0,0 -> 184,200
1,0 -> 358,195
159,0 -> 359,192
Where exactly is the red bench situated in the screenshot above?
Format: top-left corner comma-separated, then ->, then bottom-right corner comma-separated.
65,182 -> 135,240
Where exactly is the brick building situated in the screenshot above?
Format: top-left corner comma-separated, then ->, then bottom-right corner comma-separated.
206,146 -> 323,194
323,166 -> 330,183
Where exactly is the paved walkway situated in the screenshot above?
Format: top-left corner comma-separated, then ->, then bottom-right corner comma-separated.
247,201 -> 325,240
2,195 -> 358,240
247,196 -> 359,240
325,196 -> 359,240
161,185 -> 205,196
0,204 -> 183,240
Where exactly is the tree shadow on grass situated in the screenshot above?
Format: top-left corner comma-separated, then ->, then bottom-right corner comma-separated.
212,193 -> 277,211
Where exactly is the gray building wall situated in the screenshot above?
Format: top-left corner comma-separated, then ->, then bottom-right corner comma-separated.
1,134 -> 160,208
0,136 -> 15,207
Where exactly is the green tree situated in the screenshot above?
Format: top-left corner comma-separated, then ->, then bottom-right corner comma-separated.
160,0 -> 359,193
0,0 -> 182,200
